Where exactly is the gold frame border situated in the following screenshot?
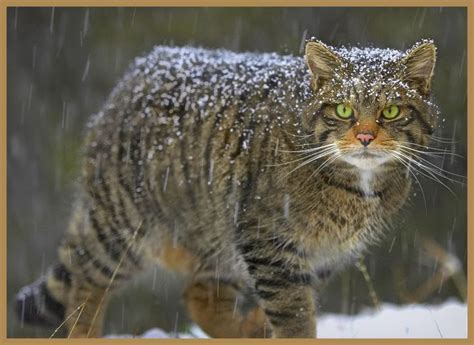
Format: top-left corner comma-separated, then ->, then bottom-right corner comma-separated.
1,1 -> 471,344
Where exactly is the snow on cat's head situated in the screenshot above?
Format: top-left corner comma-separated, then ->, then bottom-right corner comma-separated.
301,39 -> 439,172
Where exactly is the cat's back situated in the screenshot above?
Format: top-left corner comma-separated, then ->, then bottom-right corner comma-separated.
110,45 -> 306,114
85,45 -> 308,151
81,46 -> 309,222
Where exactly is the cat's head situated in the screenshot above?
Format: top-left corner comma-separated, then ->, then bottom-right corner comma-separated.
301,39 -> 438,171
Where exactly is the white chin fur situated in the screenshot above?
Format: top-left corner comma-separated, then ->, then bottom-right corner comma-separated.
339,153 -> 391,195
340,153 -> 391,170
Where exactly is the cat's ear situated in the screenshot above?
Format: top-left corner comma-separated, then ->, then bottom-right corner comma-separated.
305,41 -> 342,91
401,41 -> 437,95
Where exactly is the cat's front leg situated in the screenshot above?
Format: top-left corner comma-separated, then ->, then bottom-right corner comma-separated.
259,282 -> 316,338
242,240 -> 316,338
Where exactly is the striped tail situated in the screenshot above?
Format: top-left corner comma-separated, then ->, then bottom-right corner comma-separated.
15,197 -> 147,337
15,263 -> 71,328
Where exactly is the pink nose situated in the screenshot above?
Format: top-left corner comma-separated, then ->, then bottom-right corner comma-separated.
356,133 -> 375,147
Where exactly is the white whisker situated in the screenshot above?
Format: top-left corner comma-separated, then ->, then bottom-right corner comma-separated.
390,153 -> 427,214
391,151 -> 456,196
398,144 -> 464,158
430,135 -> 459,144
397,148 -> 466,180
268,145 -> 337,168
304,153 -> 343,185
283,148 -> 339,178
397,141 -> 461,155
279,143 -> 336,154
397,144 -> 463,159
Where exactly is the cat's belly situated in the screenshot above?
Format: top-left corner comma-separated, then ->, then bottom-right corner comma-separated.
306,235 -> 368,278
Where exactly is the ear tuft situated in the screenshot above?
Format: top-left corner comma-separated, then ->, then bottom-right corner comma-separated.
402,40 -> 437,95
305,41 -> 342,91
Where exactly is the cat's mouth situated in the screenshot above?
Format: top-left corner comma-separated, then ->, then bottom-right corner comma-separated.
351,151 -> 380,158
339,149 -> 392,170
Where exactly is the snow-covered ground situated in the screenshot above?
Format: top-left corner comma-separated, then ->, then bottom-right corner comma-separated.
317,299 -> 466,338
106,299 -> 467,339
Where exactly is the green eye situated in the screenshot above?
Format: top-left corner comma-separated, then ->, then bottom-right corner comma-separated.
336,104 -> 353,119
382,105 -> 400,119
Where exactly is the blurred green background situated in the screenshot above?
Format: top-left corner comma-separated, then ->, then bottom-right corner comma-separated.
7,7 -> 466,338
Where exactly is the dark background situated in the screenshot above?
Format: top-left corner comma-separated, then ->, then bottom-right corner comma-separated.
7,7 -> 467,337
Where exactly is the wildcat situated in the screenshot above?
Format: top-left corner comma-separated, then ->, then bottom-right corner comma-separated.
15,39 -> 438,338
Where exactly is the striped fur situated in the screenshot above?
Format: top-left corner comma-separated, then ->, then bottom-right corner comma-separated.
16,40 -> 438,338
